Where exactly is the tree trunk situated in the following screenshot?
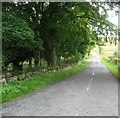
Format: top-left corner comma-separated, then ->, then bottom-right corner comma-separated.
47,46 -> 57,67
105,35 -> 108,42
88,50 -> 90,56
34,50 -> 40,67
28,57 -> 32,67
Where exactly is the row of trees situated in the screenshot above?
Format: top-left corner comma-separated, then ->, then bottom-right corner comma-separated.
2,2 -> 117,72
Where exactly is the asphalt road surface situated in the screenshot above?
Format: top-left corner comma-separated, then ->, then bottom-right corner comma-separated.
1,52 -> 118,116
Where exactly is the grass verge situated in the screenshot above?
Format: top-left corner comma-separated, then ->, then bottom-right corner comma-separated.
1,59 -> 90,103
101,59 -> 119,80
92,42 -> 119,80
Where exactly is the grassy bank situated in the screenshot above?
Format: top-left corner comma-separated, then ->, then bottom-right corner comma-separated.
101,59 -> 119,80
92,42 -> 119,80
1,59 -> 90,103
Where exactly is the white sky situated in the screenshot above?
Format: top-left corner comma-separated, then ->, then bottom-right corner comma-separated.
107,8 -> 118,26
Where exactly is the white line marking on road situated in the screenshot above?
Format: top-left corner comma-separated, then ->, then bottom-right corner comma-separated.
87,87 -> 89,91
93,72 -> 94,75
87,78 -> 93,91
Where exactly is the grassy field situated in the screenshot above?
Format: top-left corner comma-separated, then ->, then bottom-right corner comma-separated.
1,58 -> 91,103
92,42 -> 119,80
92,42 -> 118,58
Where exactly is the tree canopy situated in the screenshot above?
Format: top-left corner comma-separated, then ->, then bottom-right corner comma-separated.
2,2 -> 118,71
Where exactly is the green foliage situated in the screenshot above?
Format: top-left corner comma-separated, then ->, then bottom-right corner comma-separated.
2,2 -> 118,70
22,66 -> 41,74
2,12 -> 34,48
2,11 -> 34,70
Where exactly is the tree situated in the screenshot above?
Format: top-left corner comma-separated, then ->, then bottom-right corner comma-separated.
2,2 -> 44,66
2,2 -> 118,70
2,11 -> 34,71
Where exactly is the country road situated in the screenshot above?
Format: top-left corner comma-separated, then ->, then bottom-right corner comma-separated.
1,52 -> 118,116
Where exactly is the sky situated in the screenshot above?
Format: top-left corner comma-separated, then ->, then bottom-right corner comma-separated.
107,8 -> 118,26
